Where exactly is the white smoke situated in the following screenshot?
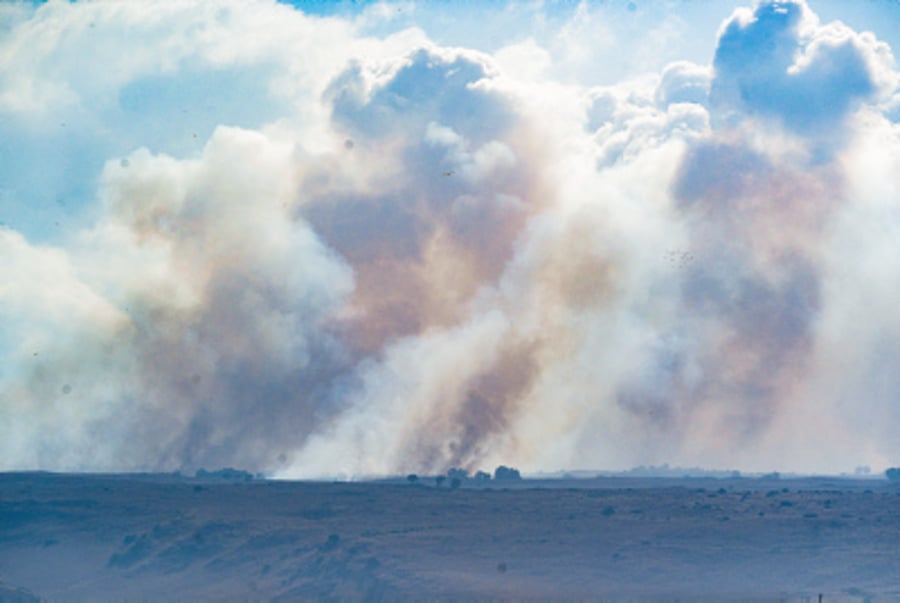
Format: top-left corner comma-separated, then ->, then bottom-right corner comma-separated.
0,0 -> 898,476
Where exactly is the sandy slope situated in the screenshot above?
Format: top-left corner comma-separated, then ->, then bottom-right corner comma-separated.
0,472 -> 897,600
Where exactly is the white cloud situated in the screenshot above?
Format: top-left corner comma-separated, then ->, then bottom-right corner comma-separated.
655,61 -> 711,108
710,0 -> 897,137
493,38 -> 552,82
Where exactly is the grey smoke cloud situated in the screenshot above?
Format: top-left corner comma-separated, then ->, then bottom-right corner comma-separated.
0,0 -> 898,477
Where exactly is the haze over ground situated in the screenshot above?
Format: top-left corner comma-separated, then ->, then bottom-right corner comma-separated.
1,0 -> 899,478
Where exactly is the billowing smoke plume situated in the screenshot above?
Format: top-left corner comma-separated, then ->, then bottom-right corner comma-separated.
0,0 -> 898,476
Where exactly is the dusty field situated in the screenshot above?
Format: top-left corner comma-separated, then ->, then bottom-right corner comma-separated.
0,472 -> 897,601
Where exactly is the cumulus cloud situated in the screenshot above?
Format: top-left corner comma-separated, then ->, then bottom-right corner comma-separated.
655,61 -> 711,108
1,0 -> 898,477
710,0 -> 897,136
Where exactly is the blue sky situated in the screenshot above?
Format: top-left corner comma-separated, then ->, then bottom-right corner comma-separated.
0,0 -> 898,477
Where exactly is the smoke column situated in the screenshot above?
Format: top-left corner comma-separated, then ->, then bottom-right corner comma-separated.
0,0 -> 898,477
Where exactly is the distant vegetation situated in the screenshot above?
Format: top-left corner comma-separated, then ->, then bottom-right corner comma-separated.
194,468 -> 253,482
436,466 -> 523,486
447,468 -> 468,481
886,467 -> 900,482
493,466 -> 522,481
473,471 -> 491,482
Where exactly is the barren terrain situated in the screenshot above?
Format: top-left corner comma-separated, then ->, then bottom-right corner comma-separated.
1,472 -> 897,600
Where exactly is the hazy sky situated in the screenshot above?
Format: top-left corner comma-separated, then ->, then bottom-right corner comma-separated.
1,0 -> 898,478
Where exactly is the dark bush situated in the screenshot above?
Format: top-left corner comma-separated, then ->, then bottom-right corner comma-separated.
494,465 -> 522,481
447,468 -> 468,480
885,467 -> 900,482
450,477 -> 461,490
406,474 -> 418,484
473,470 -> 491,482
435,476 -> 446,487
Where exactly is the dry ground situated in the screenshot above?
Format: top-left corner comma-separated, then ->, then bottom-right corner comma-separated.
1,472 -> 897,601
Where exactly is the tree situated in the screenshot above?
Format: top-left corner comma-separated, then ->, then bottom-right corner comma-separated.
435,476 -> 446,487
406,474 -> 418,484
447,468 -> 468,480
494,465 -> 522,481
886,467 -> 900,482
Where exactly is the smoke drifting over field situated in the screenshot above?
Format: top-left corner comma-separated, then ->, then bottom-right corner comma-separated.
1,0 -> 898,476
